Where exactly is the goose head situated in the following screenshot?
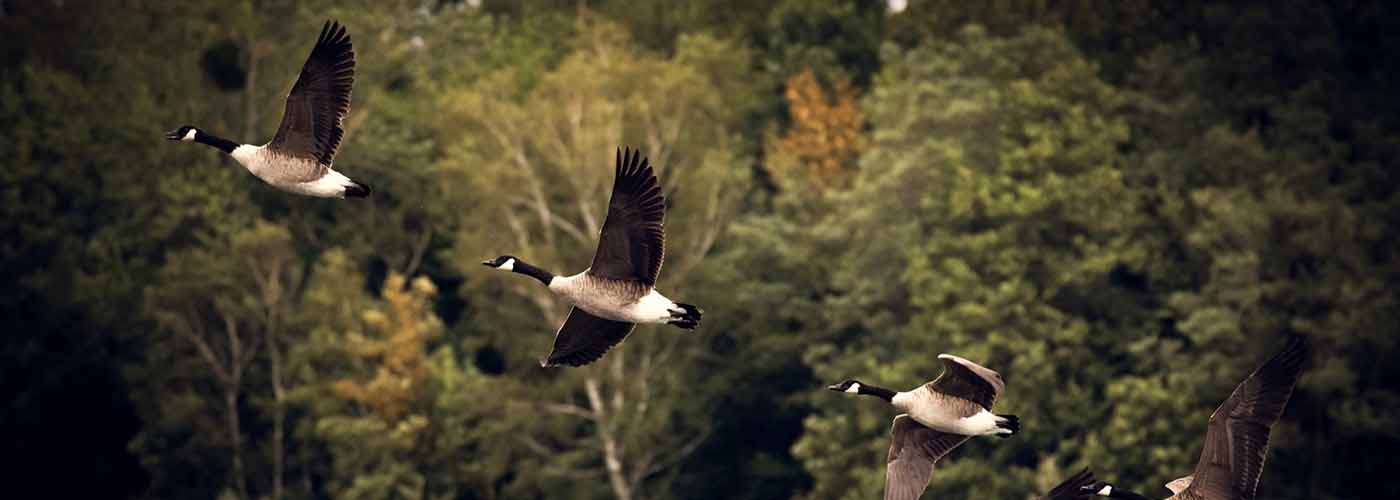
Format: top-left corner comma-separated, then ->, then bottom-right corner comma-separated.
165,125 -> 200,142
827,379 -> 865,394
481,255 -> 519,271
1081,480 -> 1114,496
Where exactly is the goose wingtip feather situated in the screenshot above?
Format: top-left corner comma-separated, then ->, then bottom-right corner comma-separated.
344,180 -> 371,198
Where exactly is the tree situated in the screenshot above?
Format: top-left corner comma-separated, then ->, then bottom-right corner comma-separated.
793,26 -> 1149,499
0,2 -> 285,496
251,249 -> 520,500
761,0 -> 885,88
137,221 -> 303,500
8,2 -> 1400,499
332,274 -> 442,422
775,68 -> 864,188
665,164 -> 853,500
1087,24 -> 1400,496
306,271 -> 444,500
438,16 -> 749,500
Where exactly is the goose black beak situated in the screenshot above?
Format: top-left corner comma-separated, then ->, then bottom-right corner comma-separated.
826,383 -> 844,391
164,130 -> 183,140
480,260 -> 495,267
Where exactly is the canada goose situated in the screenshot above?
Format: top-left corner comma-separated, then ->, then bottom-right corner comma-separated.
482,147 -> 702,367
1039,469 -> 1098,500
166,20 -> 369,198
828,354 -> 1019,500
1085,336 -> 1307,500
828,354 -> 1020,438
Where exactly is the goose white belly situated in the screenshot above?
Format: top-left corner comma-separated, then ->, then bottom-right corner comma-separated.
549,273 -> 676,324
280,169 -> 356,197
893,390 -> 1001,435
619,289 -> 680,324
230,144 -> 349,198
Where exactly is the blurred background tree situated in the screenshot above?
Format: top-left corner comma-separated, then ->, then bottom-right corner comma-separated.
776,68 -> 864,188
2,1 -> 1398,499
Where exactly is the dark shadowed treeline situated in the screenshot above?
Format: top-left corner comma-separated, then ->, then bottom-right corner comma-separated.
2,1 -> 1398,499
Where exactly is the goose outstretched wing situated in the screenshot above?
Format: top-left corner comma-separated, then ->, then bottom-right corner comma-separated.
1180,336 -> 1306,500
924,353 -> 1006,411
588,147 -> 666,285
540,307 -> 636,368
884,415 -> 971,500
265,20 -> 354,180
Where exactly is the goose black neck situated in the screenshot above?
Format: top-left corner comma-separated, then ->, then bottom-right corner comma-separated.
196,131 -> 239,154
859,384 -> 897,402
512,260 -> 554,285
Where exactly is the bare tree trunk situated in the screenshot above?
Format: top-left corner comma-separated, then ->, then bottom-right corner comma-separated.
300,443 -> 314,497
267,325 -> 285,500
225,372 -> 249,500
403,228 -> 432,278
224,386 -> 249,500
165,309 -> 252,500
251,250 -> 292,500
216,307 -> 252,500
586,377 -> 633,500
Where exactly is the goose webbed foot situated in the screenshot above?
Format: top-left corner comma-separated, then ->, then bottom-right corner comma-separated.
668,318 -> 699,330
666,303 -> 702,330
995,414 -> 1019,438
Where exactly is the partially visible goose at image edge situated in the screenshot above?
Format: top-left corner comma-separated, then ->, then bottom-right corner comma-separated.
1040,469 -> 1098,500
166,20 -> 370,199
828,354 -> 1020,500
1086,335 -> 1308,500
482,147 -> 703,368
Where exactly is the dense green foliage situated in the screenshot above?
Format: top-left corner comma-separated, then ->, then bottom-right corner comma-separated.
2,1 -> 1398,499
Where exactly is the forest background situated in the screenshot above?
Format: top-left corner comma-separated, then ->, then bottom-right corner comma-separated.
3,1 -> 1398,499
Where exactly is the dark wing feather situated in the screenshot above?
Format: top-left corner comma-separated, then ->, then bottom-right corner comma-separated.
924,354 -> 1006,410
1183,336 -> 1307,500
266,20 -> 355,170
1037,469 -> 1096,500
540,307 -> 635,367
884,415 -> 970,500
588,148 -> 666,285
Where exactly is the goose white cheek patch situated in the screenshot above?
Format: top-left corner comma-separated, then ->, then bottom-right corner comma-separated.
499,258 -> 516,271
845,383 -> 861,394
1096,485 -> 1112,496
182,129 -> 197,141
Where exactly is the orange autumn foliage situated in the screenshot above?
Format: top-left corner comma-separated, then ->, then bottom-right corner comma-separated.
779,68 -> 864,187
333,274 -> 441,422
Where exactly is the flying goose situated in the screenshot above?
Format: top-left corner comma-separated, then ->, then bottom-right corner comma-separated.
1039,469 -> 1099,500
828,354 -> 1020,500
1086,336 -> 1308,500
481,147 -> 702,367
166,20 -> 369,198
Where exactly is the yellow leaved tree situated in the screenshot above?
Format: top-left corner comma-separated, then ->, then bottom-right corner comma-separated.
333,273 -> 441,424
777,67 -> 864,187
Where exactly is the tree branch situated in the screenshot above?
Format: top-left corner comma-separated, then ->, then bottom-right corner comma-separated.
164,311 -> 231,384
402,227 -> 432,278
641,424 -> 711,479
539,402 -> 597,420
586,376 -> 633,500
